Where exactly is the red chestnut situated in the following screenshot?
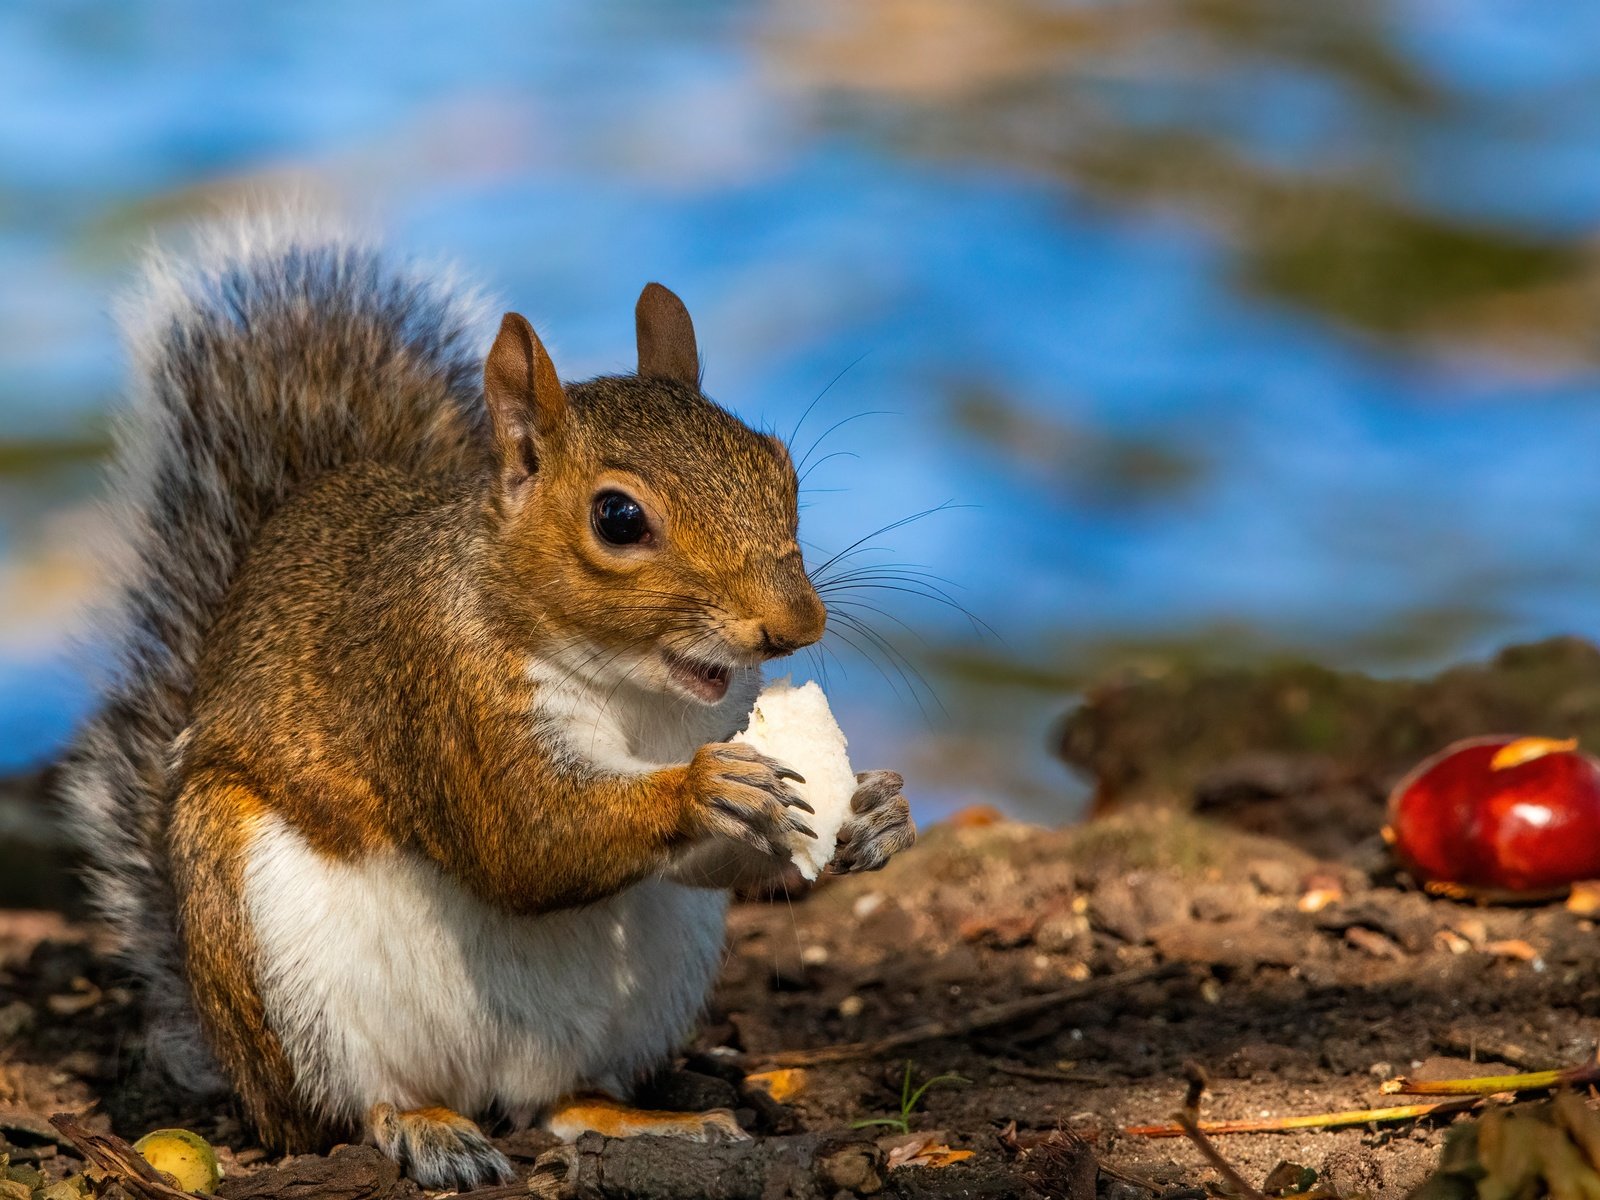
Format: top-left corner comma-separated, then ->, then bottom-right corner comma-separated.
1385,736 -> 1600,894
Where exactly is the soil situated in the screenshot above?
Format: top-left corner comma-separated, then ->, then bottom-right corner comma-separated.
6,637 -> 1600,1199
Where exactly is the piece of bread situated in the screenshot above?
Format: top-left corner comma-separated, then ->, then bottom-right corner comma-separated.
733,678 -> 855,879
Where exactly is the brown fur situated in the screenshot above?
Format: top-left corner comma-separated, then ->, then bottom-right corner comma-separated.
64,230 -> 913,1185
173,297 -> 826,1146
59,232 -> 495,1100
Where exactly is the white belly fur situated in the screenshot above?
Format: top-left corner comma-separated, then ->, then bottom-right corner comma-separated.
242,653 -> 762,1125
243,815 -> 729,1125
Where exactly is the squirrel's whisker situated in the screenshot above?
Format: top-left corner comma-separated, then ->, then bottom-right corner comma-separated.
794,409 -> 891,480
785,350 -> 872,457
827,611 -> 944,721
805,499 -> 968,582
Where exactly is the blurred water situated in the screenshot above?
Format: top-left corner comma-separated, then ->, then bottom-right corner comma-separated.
4,0 -> 1600,819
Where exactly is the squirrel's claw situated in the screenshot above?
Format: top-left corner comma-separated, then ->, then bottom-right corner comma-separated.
369,1103 -> 513,1190
689,741 -> 817,856
830,771 -> 915,874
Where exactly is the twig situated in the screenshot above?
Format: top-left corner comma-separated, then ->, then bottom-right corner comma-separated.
1098,1161 -> 1165,1191
1125,1098 -> 1482,1137
757,963 -> 1187,1067
1175,1110 -> 1269,1200
1381,1063 -> 1600,1097
991,1062 -> 1115,1086
1164,1063 -> 1268,1200
1435,1027 -> 1549,1071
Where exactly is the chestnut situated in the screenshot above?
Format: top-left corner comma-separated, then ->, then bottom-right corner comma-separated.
1385,736 -> 1600,894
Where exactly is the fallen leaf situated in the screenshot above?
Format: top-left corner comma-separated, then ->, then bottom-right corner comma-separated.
945,805 -> 1003,828
1297,887 -> 1343,914
46,980 -> 102,1017
744,1068 -> 808,1103
1567,881 -> 1600,915
1345,927 -> 1407,960
958,913 -> 1039,948
884,1134 -> 975,1169
1434,929 -> 1473,955
1485,939 -> 1541,963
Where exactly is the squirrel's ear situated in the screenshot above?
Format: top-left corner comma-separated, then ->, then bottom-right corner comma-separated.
635,283 -> 700,387
484,312 -> 567,486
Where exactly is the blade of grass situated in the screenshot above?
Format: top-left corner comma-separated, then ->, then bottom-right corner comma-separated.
1125,1098 -> 1483,1137
1381,1064 -> 1600,1097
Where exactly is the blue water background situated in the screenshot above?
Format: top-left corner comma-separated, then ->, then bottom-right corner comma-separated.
5,1 -> 1600,819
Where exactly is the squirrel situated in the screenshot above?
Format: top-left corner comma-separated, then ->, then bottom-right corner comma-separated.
58,218 -> 916,1189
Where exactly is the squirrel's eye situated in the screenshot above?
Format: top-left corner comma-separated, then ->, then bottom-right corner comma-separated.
592,491 -> 651,546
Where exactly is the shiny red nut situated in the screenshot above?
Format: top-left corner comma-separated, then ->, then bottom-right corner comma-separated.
1385,735 -> 1600,893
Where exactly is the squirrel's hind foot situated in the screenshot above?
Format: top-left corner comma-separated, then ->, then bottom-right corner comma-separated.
369,1103 -> 514,1190
545,1094 -> 751,1142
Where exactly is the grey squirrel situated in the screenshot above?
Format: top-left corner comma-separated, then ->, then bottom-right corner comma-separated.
59,217 -> 915,1189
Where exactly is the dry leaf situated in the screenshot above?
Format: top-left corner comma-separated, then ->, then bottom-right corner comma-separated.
1567,881 -> 1600,916
1344,927 -> 1406,960
46,981 -> 102,1017
958,913 -> 1039,948
909,1145 -> 975,1168
744,1068 -> 808,1103
1435,929 -> 1473,955
885,1134 -> 974,1169
945,805 -> 1003,828
1485,939 -> 1542,963
1297,887 -> 1342,914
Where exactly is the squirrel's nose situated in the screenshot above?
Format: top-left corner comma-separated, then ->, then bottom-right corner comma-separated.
758,595 -> 826,659
759,627 -> 804,659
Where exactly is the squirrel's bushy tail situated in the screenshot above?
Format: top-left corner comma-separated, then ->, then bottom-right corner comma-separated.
58,215 -> 492,1084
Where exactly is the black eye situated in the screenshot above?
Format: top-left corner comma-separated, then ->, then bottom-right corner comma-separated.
593,491 -> 651,546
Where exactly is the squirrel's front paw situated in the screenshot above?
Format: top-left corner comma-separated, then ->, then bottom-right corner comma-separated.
829,770 -> 915,874
683,742 -> 816,858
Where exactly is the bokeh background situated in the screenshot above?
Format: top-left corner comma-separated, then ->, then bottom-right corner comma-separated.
4,0 -> 1600,822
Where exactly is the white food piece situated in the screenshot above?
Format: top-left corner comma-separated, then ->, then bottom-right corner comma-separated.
732,677 -> 855,879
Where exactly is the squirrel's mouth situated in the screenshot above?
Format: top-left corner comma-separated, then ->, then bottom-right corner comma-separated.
663,651 -> 733,704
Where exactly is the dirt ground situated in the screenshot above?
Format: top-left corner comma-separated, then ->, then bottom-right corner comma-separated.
6,638 -> 1600,1199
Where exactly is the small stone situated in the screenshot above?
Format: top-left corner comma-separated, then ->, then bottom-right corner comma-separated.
0,1005 -> 32,1041
1320,1146 -> 1384,1198
1190,882 -> 1254,923
1248,859 -> 1300,897
838,994 -> 864,1018
1089,879 -> 1147,943
1131,871 -> 1191,928
1035,912 -> 1089,954
852,893 -> 884,919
